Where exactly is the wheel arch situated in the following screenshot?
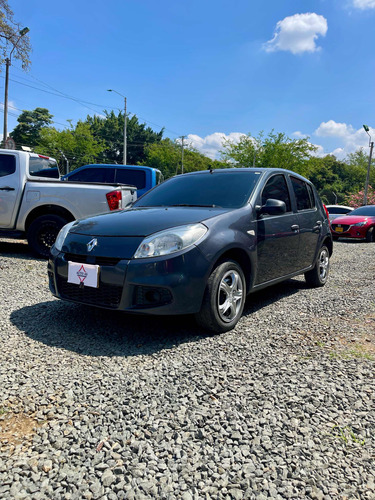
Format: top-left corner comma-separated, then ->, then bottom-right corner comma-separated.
322,235 -> 333,256
25,205 -> 75,232
210,247 -> 252,294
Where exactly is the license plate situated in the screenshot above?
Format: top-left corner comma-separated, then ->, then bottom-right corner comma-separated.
335,227 -> 343,233
68,261 -> 100,288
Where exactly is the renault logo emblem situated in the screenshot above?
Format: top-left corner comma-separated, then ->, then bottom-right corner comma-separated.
87,238 -> 98,252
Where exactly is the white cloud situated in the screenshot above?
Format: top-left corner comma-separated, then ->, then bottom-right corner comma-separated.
315,120 -> 355,138
264,13 -> 328,54
313,120 -> 372,158
352,0 -> 375,9
187,132 -> 245,159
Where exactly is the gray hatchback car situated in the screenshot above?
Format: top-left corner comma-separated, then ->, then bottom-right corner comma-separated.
48,168 -> 332,333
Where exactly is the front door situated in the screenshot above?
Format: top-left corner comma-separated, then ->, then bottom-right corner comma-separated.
255,174 -> 300,284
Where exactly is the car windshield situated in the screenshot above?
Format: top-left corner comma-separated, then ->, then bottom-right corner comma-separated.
133,170 -> 261,209
350,206 -> 375,216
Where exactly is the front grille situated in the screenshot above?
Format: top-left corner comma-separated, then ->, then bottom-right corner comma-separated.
64,253 -> 121,266
57,277 -> 122,308
332,224 -> 350,232
133,285 -> 173,309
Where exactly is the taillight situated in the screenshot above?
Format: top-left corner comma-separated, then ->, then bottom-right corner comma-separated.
106,190 -> 122,211
323,204 -> 331,227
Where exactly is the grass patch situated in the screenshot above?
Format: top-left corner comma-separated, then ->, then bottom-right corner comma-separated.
331,425 -> 365,446
329,344 -> 375,361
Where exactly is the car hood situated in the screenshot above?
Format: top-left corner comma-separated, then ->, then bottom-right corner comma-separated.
69,206 -> 230,237
331,215 -> 375,225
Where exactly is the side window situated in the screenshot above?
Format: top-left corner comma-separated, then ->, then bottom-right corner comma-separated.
68,168 -> 111,183
261,174 -> 291,212
291,177 -> 314,211
115,169 -> 146,189
0,154 -> 16,177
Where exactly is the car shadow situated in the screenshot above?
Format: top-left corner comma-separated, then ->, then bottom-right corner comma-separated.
0,239 -> 39,261
10,278 -> 302,358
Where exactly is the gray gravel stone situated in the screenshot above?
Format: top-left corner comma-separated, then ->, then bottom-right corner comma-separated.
0,238 -> 374,499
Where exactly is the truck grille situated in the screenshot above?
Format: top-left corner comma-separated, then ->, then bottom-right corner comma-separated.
57,277 -> 122,308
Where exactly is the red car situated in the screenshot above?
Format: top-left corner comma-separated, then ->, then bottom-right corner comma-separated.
330,205 -> 375,242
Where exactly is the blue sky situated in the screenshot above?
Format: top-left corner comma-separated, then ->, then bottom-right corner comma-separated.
2,0 -> 375,160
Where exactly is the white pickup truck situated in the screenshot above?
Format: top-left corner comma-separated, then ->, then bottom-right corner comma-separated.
0,149 -> 137,257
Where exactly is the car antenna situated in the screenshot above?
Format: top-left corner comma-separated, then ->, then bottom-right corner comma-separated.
208,165 -> 213,174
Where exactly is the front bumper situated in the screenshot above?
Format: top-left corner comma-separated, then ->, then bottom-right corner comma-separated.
331,225 -> 367,239
48,244 -> 211,315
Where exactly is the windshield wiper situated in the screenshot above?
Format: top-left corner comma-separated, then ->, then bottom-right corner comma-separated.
170,204 -> 221,208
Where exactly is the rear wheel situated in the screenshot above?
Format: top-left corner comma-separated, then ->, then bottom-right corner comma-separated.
27,214 -> 68,258
365,227 -> 374,243
195,260 -> 246,333
304,245 -> 330,287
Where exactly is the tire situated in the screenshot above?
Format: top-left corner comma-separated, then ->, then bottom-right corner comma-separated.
195,260 -> 246,333
27,214 -> 68,258
332,235 -> 339,241
365,227 -> 374,243
304,245 -> 330,288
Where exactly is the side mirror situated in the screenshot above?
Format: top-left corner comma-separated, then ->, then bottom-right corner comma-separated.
257,198 -> 286,216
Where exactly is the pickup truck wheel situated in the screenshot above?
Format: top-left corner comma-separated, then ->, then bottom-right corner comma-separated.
27,215 -> 68,258
304,245 -> 330,287
195,260 -> 246,334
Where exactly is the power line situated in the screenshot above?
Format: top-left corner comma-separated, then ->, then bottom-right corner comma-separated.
3,66 -> 183,138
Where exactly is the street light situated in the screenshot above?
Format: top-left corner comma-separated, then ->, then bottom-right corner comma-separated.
107,89 -> 127,164
3,27 -> 30,148
363,124 -> 374,206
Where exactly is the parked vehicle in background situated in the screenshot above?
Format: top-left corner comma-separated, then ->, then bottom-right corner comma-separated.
62,164 -> 163,197
326,205 -> 353,222
330,205 -> 375,242
48,168 -> 332,334
0,150 -> 137,257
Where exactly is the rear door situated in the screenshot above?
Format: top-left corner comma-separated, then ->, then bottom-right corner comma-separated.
0,152 -> 20,228
289,176 -> 321,269
255,173 -> 300,284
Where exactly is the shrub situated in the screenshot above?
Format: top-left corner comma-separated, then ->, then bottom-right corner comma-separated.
344,186 -> 375,208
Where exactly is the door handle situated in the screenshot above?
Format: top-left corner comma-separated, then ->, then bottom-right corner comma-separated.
291,224 -> 299,232
314,220 -> 322,231
0,186 -> 15,191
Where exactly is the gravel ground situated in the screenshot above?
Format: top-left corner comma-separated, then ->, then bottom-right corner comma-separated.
0,238 -> 374,500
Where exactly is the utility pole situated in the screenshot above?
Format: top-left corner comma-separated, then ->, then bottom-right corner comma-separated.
3,27 -> 30,148
363,125 -> 374,206
180,135 -> 186,174
107,89 -> 127,164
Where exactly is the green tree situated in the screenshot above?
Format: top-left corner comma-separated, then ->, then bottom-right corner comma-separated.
220,130 -> 316,174
35,121 -> 105,172
85,111 -> 164,165
0,0 -> 31,68
144,139 -> 227,179
11,107 -> 53,147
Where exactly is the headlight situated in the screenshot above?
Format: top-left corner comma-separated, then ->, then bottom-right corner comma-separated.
54,221 -> 75,251
134,223 -> 207,259
352,221 -> 367,227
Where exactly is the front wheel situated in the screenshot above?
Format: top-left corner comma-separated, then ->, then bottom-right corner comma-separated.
195,260 -> 246,333
27,214 -> 68,258
365,227 -> 374,243
304,245 -> 330,287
